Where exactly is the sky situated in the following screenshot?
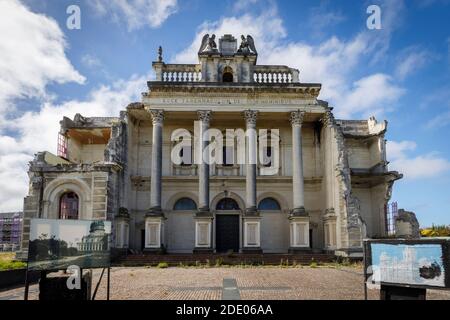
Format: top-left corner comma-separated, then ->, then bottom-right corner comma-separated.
0,0 -> 449,227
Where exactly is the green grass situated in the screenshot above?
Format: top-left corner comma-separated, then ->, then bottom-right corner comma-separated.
156,262 -> 169,269
0,253 -> 26,271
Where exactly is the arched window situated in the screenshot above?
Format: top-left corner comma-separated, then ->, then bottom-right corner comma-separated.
258,197 -> 281,210
222,66 -> 233,83
59,192 -> 79,219
173,197 -> 197,210
216,198 -> 240,210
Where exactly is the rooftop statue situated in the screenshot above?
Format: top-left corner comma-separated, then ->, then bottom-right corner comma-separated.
198,34 -> 218,53
238,35 -> 257,55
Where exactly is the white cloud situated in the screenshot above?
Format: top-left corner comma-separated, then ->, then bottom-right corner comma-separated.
173,8 -> 286,64
387,140 -> 417,160
173,4 -> 404,119
233,0 -> 259,12
338,74 -> 405,117
81,54 -> 102,68
395,47 -> 431,80
0,0 -> 85,119
0,74 -> 148,212
426,110 -> 450,129
387,140 -> 450,179
307,3 -> 346,37
90,0 -> 178,31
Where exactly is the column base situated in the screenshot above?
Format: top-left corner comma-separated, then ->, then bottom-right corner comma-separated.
145,206 -> 164,217
241,247 -> 263,254
196,208 -> 213,217
244,207 -> 259,216
193,248 -> 214,254
290,207 -> 308,217
288,247 -> 312,254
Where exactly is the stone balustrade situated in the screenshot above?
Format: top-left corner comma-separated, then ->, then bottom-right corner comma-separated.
253,65 -> 299,83
160,64 -> 202,82
153,63 -> 299,84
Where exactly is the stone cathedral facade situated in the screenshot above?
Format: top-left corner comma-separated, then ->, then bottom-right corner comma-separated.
19,34 -> 401,258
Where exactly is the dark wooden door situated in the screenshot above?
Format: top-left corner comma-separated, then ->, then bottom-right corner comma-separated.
216,215 -> 239,252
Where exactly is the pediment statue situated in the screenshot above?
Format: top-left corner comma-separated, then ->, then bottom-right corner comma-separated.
198,34 -> 218,53
238,35 -> 257,54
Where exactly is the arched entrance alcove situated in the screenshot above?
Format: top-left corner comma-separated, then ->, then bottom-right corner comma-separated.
214,196 -> 241,253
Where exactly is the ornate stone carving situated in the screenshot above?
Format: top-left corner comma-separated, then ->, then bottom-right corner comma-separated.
322,110 -> 335,128
30,175 -> 43,190
244,109 -> 258,125
290,110 -> 305,126
158,46 -> 163,62
197,110 -> 212,124
149,109 -> 164,125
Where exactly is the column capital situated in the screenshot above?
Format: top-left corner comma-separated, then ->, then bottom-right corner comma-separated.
149,109 -> 164,125
197,110 -> 212,124
322,110 -> 335,128
244,109 -> 258,126
290,110 -> 305,126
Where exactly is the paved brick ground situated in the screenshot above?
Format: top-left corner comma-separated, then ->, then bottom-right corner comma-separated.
1,266 -> 450,300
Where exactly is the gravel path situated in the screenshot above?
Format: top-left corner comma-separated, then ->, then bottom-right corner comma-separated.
1,266 -> 450,300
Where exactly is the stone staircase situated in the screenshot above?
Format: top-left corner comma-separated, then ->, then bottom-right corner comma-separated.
114,253 -> 336,267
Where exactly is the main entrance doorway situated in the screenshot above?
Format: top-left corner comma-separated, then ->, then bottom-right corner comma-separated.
216,215 -> 240,252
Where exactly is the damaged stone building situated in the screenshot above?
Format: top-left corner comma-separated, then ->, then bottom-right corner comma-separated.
19,34 -> 402,258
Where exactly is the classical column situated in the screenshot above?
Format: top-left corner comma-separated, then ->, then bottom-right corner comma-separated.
242,110 -> 261,253
244,110 -> 258,215
290,110 -> 307,216
194,111 -> 213,253
289,110 -> 309,252
149,109 -> 164,214
197,110 -> 211,213
322,109 -> 336,216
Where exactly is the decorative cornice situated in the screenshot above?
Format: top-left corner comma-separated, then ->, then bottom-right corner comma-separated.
243,109 -> 258,126
147,81 -> 322,97
149,109 -> 164,125
290,110 -> 305,126
197,110 -> 212,124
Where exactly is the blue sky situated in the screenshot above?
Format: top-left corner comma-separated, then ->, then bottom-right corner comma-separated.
0,0 -> 449,227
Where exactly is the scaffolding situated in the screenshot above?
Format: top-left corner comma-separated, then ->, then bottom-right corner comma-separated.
386,202 -> 398,236
57,132 -> 68,159
0,212 -> 23,252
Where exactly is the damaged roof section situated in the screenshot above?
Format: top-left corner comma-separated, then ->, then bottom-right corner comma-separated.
60,113 -> 119,130
60,113 -> 120,145
336,116 -> 387,138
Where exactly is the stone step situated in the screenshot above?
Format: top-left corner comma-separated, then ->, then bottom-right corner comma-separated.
114,253 -> 336,266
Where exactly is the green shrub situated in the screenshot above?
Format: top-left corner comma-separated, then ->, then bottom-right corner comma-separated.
0,260 -> 27,271
157,262 -> 169,269
215,258 -> 223,267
